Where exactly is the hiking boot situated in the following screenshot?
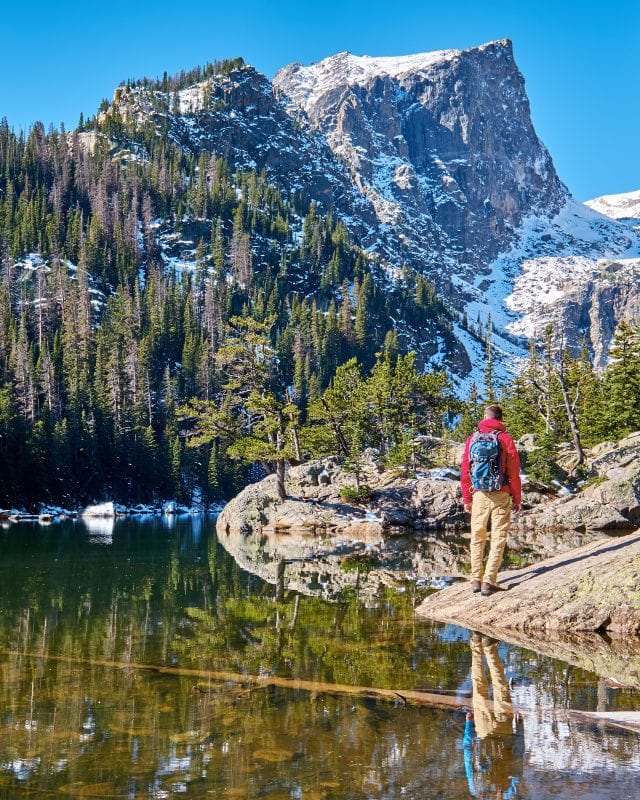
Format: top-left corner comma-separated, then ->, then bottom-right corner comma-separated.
471,580 -> 482,593
480,582 -> 505,596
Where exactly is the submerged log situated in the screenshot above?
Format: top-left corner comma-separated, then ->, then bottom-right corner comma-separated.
0,648 -> 464,711
3,648 -> 639,734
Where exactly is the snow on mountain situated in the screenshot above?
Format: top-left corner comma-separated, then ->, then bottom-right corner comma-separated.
276,48 -> 462,111
489,199 -> 640,368
275,38 -> 566,287
585,189 -> 640,220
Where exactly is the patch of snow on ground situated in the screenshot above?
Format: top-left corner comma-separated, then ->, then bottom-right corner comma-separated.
419,467 -> 459,481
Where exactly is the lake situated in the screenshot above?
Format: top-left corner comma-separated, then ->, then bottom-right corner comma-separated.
0,516 -> 638,799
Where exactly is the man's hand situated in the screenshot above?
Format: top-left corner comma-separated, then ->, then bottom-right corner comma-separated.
513,503 -> 521,513
464,503 -> 472,513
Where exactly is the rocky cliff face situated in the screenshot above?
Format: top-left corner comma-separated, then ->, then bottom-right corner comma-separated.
274,40 -> 566,285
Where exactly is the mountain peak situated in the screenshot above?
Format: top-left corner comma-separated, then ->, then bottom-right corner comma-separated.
275,39 -> 516,95
585,189 -> 640,220
274,38 -> 566,283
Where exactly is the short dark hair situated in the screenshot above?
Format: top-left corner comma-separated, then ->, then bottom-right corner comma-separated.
484,404 -> 503,420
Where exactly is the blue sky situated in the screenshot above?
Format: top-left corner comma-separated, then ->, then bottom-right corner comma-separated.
1,0 -> 637,200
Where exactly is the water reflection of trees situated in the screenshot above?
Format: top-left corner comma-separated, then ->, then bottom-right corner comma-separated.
0,520 -> 638,798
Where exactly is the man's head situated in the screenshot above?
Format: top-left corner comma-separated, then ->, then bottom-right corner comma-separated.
484,404 -> 503,421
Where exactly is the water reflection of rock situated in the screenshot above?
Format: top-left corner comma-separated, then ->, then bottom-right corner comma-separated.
80,515 -> 114,542
216,520 -> 607,604
483,627 -> 640,691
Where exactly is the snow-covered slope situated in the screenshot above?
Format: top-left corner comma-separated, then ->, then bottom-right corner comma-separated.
491,200 -> 640,368
585,189 -> 640,220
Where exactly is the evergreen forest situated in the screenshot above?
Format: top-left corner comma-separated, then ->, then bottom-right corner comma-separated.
0,98 -> 455,508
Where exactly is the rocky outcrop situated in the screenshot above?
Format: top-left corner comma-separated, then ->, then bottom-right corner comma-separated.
512,257 -> 640,370
216,452 -> 467,542
217,432 -> 640,545
417,530 -> 640,636
517,432 -> 640,531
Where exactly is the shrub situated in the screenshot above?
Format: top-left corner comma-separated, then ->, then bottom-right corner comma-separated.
339,484 -> 374,503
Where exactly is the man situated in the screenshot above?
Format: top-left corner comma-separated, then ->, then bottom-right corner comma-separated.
461,405 -> 521,596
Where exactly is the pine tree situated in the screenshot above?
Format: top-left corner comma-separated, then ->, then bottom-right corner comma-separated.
483,315 -> 495,403
601,321 -> 640,438
354,273 -> 374,358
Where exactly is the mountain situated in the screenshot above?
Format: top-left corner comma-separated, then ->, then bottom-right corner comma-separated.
585,190 -> 640,220
103,41 -> 640,381
10,43 -> 640,391
497,201 -> 640,370
273,40 -> 640,375
274,40 -> 566,283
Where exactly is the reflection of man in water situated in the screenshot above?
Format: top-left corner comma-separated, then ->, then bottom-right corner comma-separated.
463,634 -> 524,799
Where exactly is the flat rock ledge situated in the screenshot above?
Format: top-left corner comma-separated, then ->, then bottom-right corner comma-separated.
416,530 -> 640,636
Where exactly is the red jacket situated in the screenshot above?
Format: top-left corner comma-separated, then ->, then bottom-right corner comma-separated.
460,419 -> 522,506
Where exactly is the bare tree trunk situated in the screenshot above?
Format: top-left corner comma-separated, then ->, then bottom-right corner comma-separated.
275,422 -> 287,500
276,560 -> 286,602
289,594 -> 300,630
320,397 -> 350,456
557,334 -> 585,469
559,371 -> 585,468
291,425 -> 302,463
276,459 -> 286,500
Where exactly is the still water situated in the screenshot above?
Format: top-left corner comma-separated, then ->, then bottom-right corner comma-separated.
0,516 -> 638,799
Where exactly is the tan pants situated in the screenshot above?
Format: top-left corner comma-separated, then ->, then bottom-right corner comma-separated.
470,490 -> 512,584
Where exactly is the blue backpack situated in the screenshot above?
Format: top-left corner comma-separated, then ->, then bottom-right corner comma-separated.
468,431 -> 505,492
